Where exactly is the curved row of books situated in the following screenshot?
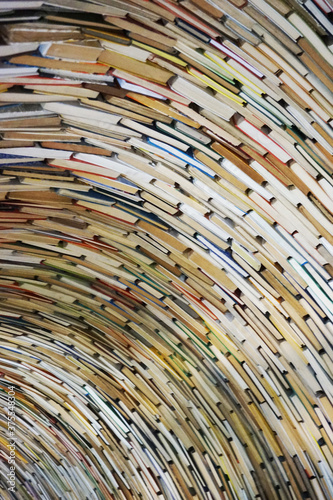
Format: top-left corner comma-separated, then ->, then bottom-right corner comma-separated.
0,1 -> 332,499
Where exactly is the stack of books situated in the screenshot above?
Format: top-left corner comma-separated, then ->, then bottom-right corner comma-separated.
0,1 -> 332,499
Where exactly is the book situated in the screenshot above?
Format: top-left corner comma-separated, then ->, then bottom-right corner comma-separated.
0,2 -> 332,500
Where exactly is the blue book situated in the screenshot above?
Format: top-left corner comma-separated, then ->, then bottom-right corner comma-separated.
175,18 -> 211,43
56,188 -> 116,205
114,201 -> 170,229
147,138 -> 216,178
196,234 -> 249,277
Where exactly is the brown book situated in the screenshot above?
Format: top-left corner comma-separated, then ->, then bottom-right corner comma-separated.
211,142 -> 265,184
2,132 -> 80,142
0,116 -> 61,129
24,84 -> 99,99
126,93 -> 199,127
43,42 -> 103,62
281,84 -> 309,111
82,83 -> 128,98
188,251 -> 237,292
310,141 -> 333,174
0,93 -> 75,103
253,21 -> 301,55
40,142 -> 113,156
98,51 -> 174,84
105,17 -> 176,48
193,150 -> 249,192
240,146 -> 292,187
9,55 -> 109,74
299,205 -> 333,246
45,14 -> 125,30
129,33 -> 176,54
0,140 -> 35,148
227,0 -> 248,7
1,23 -> 83,43
312,122 -> 333,149
112,69 -> 190,104
80,98 -> 154,123
82,28 -> 130,45
184,0 -> 223,18
225,18 -> 260,45
299,52 -> 333,94
2,171 -> 73,182
242,42 -> 280,74
298,38 -> 333,81
280,73 -> 329,122
137,220 -> 188,253
129,0 -> 176,21
141,194 -> 178,214
6,191 -> 73,204
106,95 -> 171,123
245,6 -> 298,48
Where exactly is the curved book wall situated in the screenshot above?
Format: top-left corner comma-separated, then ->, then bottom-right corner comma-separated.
0,1 -> 332,499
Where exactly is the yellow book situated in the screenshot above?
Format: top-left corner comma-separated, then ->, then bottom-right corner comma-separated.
188,67 -> 245,105
132,40 -> 188,67
204,51 -> 264,96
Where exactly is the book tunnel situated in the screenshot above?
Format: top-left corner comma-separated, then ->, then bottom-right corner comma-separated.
0,1 -> 332,499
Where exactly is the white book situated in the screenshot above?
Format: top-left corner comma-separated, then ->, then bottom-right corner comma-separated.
320,237 -> 333,257
181,204 -> 230,241
248,0 -> 301,40
0,147 -> 72,159
128,137 -> 187,168
117,78 -> 167,100
221,158 -> 273,200
101,41 -> 150,62
156,121 -> 220,160
248,211 -> 307,264
147,137 -> 216,176
307,74 -> 333,106
0,93 -> 74,102
62,115 -> 141,137
174,121 -> 211,145
288,12 -> 333,67
309,0 -> 331,13
169,76 -> 235,121
304,0 -> 333,35
120,118 -> 190,152
0,42 -> 39,57
44,0 -> 126,16
276,226 -> 331,281
192,178 -> 245,216
0,77 -> 78,85
319,178 -> 333,200
40,68 -> 115,82
0,105 -> 52,119
0,0 -> 42,7
235,116 -> 291,163
0,66 -> 38,77
0,15 -> 40,22
42,102 -> 121,124
73,153 -> 140,179
82,138 -> 126,155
